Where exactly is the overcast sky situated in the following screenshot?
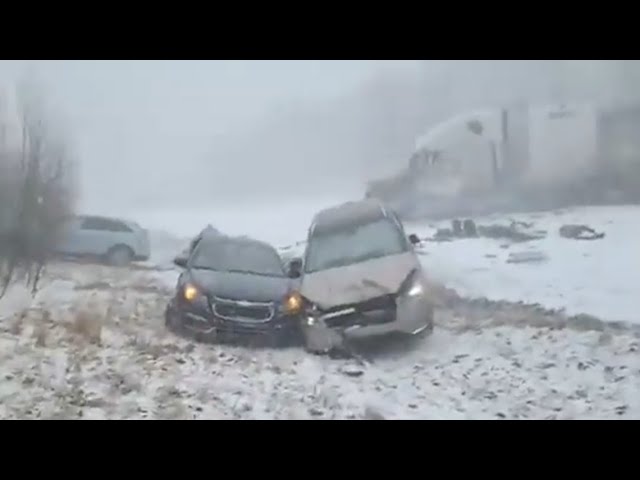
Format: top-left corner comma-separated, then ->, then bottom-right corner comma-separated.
3,60 -> 637,214
0,60 -> 422,211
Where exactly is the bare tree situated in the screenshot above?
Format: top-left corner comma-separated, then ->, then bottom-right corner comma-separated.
0,78 -> 76,300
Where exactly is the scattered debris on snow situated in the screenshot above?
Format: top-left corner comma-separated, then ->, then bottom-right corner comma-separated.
409,205 -> 640,323
559,224 -> 605,240
507,250 -> 549,264
1,261 -> 639,420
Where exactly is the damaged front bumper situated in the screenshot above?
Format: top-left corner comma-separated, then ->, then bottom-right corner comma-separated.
301,292 -> 433,352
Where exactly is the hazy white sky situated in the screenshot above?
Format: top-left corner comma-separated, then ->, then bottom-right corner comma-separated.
0,60 -> 421,210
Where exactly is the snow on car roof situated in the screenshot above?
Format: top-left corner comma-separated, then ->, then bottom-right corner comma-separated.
198,231 -> 280,254
311,199 -> 389,233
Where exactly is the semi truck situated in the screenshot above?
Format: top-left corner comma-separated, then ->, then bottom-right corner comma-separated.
365,102 -> 640,219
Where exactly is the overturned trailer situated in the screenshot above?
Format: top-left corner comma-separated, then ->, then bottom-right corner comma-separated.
366,102 -> 640,219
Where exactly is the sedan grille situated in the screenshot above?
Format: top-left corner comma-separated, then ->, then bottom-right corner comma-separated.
211,296 -> 274,323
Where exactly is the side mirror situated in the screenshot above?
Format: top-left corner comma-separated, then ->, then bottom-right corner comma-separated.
408,234 -> 420,245
173,255 -> 188,268
287,257 -> 303,279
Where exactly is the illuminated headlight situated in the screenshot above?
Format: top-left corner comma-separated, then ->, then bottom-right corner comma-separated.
282,291 -> 303,314
182,284 -> 208,306
183,284 -> 199,301
306,316 -> 316,326
406,281 -> 424,297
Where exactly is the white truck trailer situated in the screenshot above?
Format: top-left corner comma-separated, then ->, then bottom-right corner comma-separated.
365,103 -> 612,218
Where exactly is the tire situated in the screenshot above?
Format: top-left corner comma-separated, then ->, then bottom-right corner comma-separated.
106,245 -> 134,267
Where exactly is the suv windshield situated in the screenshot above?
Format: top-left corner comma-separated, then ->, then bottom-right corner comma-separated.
190,238 -> 285,277
305,217 -> 409,273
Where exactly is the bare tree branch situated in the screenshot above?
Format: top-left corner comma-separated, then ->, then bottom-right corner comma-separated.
0,76 -> 76,300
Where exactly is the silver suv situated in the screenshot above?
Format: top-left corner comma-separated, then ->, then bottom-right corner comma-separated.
55,215 -> 150,266
298,199 -> 434,353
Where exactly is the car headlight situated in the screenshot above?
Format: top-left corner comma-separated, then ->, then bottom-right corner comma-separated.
183,283 -> 201,302
282,291 -> 303,314
407,281 -> 424,297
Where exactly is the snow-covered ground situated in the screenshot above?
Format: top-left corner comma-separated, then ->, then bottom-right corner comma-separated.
1,262 -> 638,419
2,199 -> 639,419
407,205 -> 640,325
143,200 -> 640,326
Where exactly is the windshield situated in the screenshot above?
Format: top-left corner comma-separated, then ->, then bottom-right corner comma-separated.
304,217 -> 409,273
190,239 -> 285,277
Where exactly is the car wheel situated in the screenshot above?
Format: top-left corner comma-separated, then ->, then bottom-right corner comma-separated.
107,245 -> 133,267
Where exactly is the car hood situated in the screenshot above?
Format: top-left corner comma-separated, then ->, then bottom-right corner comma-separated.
189,269 -> 291,303
300,251 -> 419,309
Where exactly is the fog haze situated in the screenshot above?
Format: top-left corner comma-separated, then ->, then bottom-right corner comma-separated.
2,60 -> 640,217
0,60 -> 420,213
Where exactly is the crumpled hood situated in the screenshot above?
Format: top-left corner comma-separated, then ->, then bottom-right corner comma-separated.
300,252 -> 419,309
189,269 -> 291,303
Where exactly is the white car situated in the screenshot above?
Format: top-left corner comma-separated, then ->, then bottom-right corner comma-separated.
55,215 -> 150,266
297,199 -> 434,353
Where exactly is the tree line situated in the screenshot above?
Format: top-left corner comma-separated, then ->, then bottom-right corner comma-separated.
0,77 -> 76,300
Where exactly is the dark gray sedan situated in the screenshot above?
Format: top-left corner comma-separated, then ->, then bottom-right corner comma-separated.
165,234 -> 303,345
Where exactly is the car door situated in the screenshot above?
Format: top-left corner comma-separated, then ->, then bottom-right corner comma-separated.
75,217 -> 116,256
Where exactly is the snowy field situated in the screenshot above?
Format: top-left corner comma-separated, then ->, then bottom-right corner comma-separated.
407,205 -> 640,325
1,262 -> 638,419
142,200 -> 640,326
1,199 -> 639,419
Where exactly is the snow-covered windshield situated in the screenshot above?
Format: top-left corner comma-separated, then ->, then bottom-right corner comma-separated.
190,238 -> 285,277
305,218 -> 409,273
